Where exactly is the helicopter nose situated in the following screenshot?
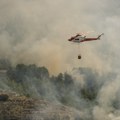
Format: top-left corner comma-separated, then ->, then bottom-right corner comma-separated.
68,39 -> 72,41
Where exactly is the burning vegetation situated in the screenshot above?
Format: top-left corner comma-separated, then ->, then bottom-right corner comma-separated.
0,59 -> 119,120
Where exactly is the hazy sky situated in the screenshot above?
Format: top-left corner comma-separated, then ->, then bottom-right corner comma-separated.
0,0 -> 120,74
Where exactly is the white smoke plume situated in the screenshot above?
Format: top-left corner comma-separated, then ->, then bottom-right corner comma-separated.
0,0 -> 119,75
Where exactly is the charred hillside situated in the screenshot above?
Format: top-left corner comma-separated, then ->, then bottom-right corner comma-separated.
6,64 -> 100,103
0,62 -> 119,120
2,64 -> 116,107
0,91 -> 84,120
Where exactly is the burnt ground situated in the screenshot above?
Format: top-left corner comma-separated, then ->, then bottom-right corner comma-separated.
0,91 -> 83,120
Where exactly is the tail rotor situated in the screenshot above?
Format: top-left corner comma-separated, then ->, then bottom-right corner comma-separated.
98,33 -> 104,39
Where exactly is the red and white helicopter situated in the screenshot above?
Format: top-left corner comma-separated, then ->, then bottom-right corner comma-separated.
68,33 -> 104,43
68,33 -> 104,59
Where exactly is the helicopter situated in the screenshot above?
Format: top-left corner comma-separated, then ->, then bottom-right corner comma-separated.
68,33 -> 104,59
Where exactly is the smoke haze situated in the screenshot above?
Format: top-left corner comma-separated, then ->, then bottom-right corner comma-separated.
0,0 -> 120,74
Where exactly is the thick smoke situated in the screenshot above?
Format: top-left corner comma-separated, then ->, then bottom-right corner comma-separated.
0,0 -> 120,74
